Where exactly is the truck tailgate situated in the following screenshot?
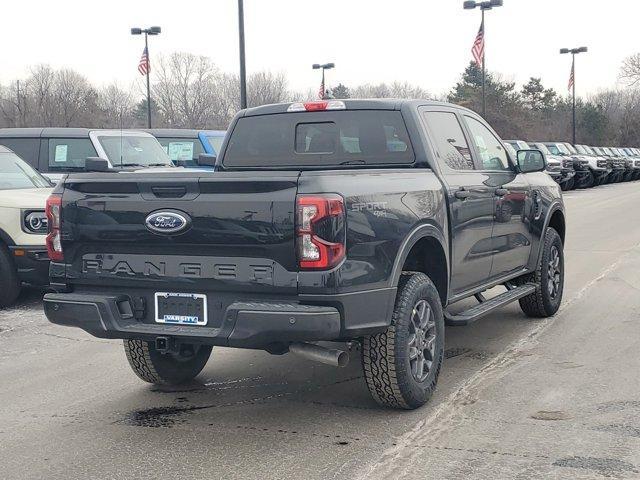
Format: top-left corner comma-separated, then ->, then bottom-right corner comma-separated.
59,171 -> 299,293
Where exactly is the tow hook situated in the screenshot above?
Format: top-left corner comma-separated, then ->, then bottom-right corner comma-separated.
155,336 -> 171,353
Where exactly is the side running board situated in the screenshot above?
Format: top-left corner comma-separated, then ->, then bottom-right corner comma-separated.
444,283 -> 537,326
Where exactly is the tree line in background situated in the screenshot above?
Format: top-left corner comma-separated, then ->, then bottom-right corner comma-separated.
1,51 -> 640,146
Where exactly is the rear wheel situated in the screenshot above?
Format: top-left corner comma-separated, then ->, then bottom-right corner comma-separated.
519,227 -> 564,318
361,272 -> 444,409
0,245 -> 21,308
124,339 -> 212,385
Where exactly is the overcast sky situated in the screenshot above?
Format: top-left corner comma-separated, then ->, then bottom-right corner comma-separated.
1,0 -> 637,99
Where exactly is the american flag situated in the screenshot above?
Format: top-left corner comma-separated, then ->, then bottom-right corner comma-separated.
318,80 -> 325,99
568,59 -> 575,91
471,20 -> 485,66
138,47 -> 150,76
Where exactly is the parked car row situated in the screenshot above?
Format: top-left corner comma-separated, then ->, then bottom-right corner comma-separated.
0,127 -> 228,307
505,140 -> 640,190
0,127 -> 227,181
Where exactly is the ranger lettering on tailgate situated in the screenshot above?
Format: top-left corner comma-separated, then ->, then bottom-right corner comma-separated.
81,254 -> 295,286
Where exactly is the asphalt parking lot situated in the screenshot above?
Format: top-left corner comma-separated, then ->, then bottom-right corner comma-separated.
2,181 -> 640,480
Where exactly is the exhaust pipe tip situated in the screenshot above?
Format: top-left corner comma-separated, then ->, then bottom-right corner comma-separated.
335,350 -> 349,368
289,342 -> 350,368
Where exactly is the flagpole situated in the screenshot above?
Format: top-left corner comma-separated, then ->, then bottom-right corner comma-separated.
145,32 -> 152,128
238,0 -> 248,110
572,54 -> 576,145
560,46 -> 587,145
481,9 -> 486,117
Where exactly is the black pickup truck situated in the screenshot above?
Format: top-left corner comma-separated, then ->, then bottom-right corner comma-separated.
43,100 -> 565,410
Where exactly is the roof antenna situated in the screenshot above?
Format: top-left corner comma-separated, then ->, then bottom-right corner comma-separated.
119,105 -> 124,166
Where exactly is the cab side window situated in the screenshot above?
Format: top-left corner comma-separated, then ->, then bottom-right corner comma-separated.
464,116 -> 511,171
0,138 -> 40,168
422,111 -> 475,170
48,138 -> 97,169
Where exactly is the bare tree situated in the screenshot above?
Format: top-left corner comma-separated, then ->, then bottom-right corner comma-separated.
54,69 -> 97,126
350,81 -> 430,99
152,52 -> 224,128
620,53 -> 640,87
97,83 -> 137,128
247,71 -> 290,107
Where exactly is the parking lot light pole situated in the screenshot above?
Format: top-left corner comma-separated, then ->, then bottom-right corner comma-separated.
312,63 -> 335,100
463,0 -> 503,117
131,26 -> 161,128
560,46 -> 588,145
238,0 -> 247,109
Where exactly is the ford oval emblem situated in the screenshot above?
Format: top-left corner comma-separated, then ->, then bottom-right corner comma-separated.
145,210 -> 191,235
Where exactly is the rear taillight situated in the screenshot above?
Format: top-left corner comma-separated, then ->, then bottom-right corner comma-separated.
296,194 -> 346,270
45,194 -> 63,262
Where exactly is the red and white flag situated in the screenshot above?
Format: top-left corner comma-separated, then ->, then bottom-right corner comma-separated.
318,80 -> 325,99
138,47 -> 150,76
471,20 -> 485,66
568,59 -> 575,91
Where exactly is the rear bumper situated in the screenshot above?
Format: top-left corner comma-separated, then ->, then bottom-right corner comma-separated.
9,246 -> 49,286
43,290 -> 379,348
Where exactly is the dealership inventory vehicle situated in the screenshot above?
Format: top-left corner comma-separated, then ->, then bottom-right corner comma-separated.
543,142 -> 589,189
562,143 -> 596,188
506,140 -> 562,184
0,128 -> 174,182
43,100 -> 565,410
620,148 -> 640,180
575,144 -> 611,185
531,142 -> 569,184
0,146 -> 51,307
145,129 -> 226,167
611,147 -> 640,181
598,147 -> 626,183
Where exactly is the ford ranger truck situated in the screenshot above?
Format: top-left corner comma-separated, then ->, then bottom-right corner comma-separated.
43,100 -> 566,410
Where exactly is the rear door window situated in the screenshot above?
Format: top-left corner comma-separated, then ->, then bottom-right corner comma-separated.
422,111 -> 475,170
224,110 -> 414,168
48,138 -> 97,169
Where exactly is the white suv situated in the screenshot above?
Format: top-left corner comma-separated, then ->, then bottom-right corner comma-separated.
0,146 -> 52,307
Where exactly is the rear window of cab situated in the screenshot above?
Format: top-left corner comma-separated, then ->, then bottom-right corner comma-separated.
223,110 -> 415,168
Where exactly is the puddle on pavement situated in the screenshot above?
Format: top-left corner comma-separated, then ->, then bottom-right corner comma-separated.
123,406 -> 194,428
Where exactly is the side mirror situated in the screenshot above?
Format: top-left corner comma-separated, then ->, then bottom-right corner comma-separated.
84,157 -> 110,172
197,153 -> 217,167
516,149 -> 546,173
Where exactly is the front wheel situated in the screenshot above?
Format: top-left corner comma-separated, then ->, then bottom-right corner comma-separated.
519,227 -> 564,318
361,272 -> 445,409
124,340 -> 212,385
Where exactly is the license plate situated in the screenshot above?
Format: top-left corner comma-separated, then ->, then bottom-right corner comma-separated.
154,292 -> 207,326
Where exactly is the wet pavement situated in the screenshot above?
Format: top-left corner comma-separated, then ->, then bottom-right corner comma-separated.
1,182 -> 640,479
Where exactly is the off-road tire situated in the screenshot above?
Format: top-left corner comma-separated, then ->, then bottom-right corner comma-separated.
361,272 -> 444,409
0,245 -> 21,308
519,227 -> 564,318
124,339 -> 212,385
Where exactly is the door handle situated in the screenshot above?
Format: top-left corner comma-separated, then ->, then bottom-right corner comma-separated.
494,188 -> 509,197
454,189 -> 470,200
